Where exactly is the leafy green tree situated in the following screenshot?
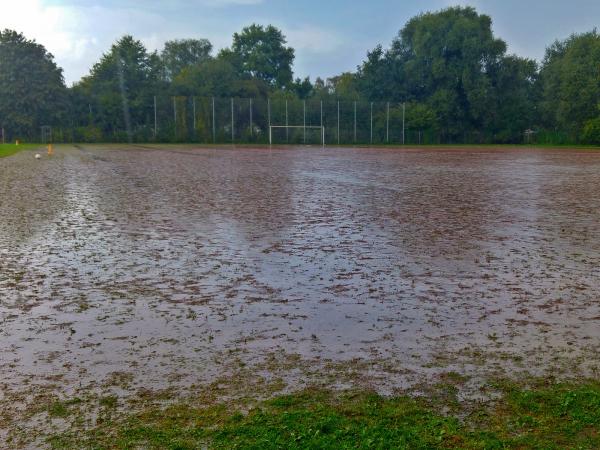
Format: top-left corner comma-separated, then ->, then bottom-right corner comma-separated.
327,73 -> 362,100
226,24 -> 295,89
0,29 -> 67,140
359,7 -> 514,140
582,109 -> 600,144
161,38 -> 212,81
539,31 -> 600,138
76,35 -> 163,137
487,56 -> 538,142
173,58 -> 239,97
292,77 -> 313,99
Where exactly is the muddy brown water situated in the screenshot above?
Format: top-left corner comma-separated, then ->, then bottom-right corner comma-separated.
2,145 -> 600,440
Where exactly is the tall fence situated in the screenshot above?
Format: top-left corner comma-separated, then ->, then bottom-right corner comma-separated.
62,97 -> 413,145
46,96 -> 544,145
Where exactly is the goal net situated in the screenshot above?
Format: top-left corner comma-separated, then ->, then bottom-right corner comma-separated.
269,126 -> 325,146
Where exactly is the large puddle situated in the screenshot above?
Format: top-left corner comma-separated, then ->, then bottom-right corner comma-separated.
2,145 -> 600,439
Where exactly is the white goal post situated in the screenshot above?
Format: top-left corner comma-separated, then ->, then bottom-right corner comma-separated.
269,125 -> 325,147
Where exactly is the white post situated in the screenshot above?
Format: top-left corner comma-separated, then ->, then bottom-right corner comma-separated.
269,125 -> 272,146
354,101 -> 357,143
402,102 -> 406,145
212,97 -> 216,143
268,98 -> 271,132
193,97 -> 196,131
370,102 -> 373,144
231,98 -> 234,143
249,98 -> 253,137
337,101 -> 340,145
320,100 -> 323,127
303,100 -> 306,144
322,126 -> 325,148
386,102 -> 390,143
153,96 -> 157,139
173,97 -> 177,140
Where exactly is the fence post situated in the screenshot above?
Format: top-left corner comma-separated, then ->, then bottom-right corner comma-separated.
303,100 -> 306,144
153,96 -> 157,139
402,102 -> 406,145
249,98 -> 253,137
386,102 -> 390,143
231,98 -> 234,143
212,97 -> 216,143
173,96 -> 177,126
370,102 -> 373,145
268,98 -> 271,141
193,97 -> 196,131
337,101 -> 340,145
320,100 -> 323,128
354,101 -> 357,143
285,99 -> 289,143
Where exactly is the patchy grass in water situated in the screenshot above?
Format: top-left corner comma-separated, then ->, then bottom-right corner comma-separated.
47,380 -> 600,449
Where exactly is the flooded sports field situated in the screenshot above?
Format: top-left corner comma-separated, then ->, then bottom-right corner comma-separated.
2,145 -> 600,443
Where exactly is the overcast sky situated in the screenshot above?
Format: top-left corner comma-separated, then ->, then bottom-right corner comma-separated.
1,0 -> 599,86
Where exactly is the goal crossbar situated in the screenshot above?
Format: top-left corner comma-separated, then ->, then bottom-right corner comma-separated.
269,125 -> 325,147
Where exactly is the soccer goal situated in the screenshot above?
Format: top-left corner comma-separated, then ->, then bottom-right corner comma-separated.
269,125 -> 325,147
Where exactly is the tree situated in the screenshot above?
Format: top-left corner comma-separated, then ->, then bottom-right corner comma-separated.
292,77 -> 313,99
161,38 -> 212,81
76,35 -> 163,137
327,73 -> 362,100
227,24 -> 295,89
539,30 -> 600,138
359,7 -> 511,140
487,55 -> 538,142
0,29 -> 67,139
173,58 -> 239,97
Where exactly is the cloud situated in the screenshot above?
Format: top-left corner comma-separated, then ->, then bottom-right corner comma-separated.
0,0 -> 344,85
285,25 -> 343,54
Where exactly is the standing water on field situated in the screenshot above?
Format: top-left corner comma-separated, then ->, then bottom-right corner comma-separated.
1,145 -> 600,441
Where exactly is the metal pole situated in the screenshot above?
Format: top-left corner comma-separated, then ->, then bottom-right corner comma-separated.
402,102 -> 406,145
386,102 -> 390,143
303,100 -> 306,144
354,101 -> 357,143
268,98 -> 271,143
337,101 -> 340,145
153,96 -> 157,139
231,98 -> 234,143
193,97 -> 196,131
320,100 -> 324,146
320,100 -> 323,128
370,102 -> 373,145
212,97 -> 215,143
249,98 -> 253,137
285,99 -> 289,142
173,97 -> 177,140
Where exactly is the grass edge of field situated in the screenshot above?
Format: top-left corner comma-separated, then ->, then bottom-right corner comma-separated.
43,378 -> 600,449
0,143 -> 44,158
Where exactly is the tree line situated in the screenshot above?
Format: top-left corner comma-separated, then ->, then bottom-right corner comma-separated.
1,6 -> 600,144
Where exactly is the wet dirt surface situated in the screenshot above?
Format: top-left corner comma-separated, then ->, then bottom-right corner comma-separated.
2,145 -> 600,445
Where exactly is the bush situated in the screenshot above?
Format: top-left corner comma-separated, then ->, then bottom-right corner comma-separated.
582,117 -> 600,144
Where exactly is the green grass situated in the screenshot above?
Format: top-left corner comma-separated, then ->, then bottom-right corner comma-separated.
47,380 -> 600,449
0,143 -> 41,158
